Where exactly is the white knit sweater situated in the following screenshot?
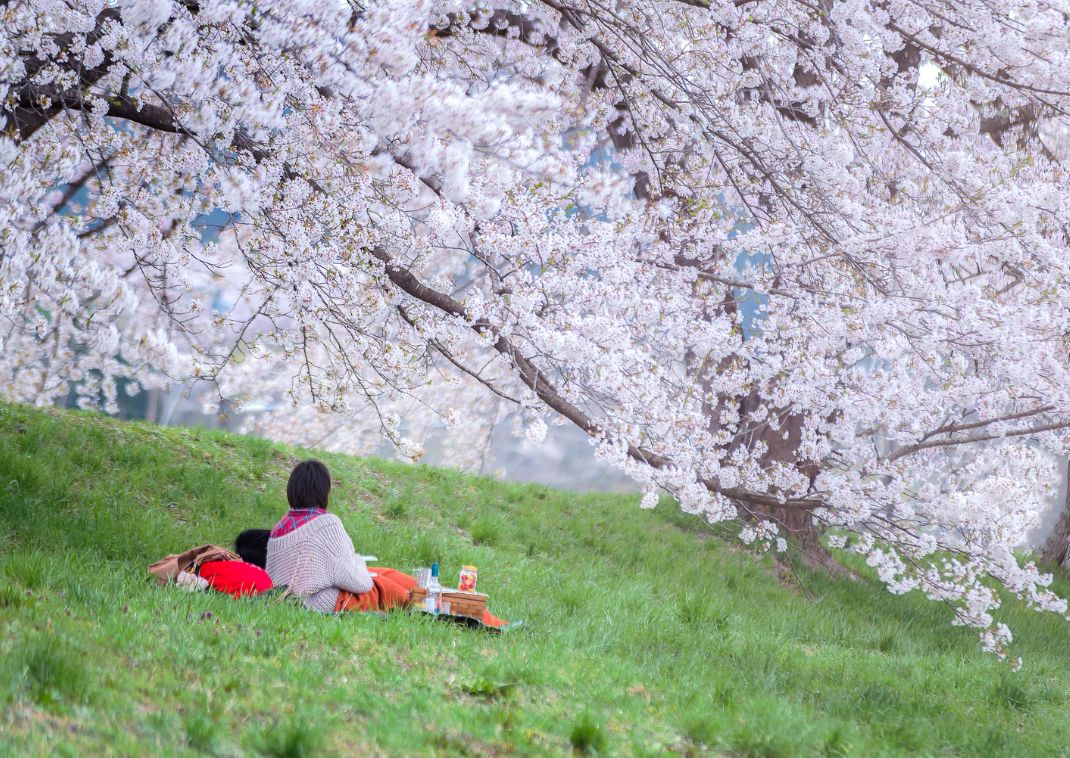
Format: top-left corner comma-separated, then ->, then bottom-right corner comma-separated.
265,513 -> 373,612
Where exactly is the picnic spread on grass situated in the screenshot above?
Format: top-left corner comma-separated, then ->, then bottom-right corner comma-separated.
148,546 -> 517,632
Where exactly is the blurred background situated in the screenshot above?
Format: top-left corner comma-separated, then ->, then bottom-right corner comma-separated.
104,382 -> 638,493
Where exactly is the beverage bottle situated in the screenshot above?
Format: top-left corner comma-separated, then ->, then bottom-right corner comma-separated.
459,565 -> 478,592
426,562 -> 443,615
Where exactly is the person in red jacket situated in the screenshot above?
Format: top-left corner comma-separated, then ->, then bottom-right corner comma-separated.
198,559 -> 273,598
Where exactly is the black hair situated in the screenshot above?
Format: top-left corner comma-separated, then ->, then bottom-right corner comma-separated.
235,528 -> 270,568
287,459 -> 331,511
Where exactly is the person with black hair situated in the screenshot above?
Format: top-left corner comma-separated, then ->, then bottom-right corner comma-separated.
255,460 -> 508,623
234,529 -> 270,568
263,460 -> 376,612
259,460 -> 419,613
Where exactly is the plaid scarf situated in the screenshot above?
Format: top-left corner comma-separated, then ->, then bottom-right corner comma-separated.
270,508 -> 327,538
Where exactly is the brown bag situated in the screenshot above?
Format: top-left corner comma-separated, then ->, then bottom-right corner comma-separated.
147,544 -> 240,586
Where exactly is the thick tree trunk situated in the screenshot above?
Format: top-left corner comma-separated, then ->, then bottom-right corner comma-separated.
739,398 -> 822,542
681,283 -> 824,548
1041,459 -> 1070,567
744,499 -> 858,580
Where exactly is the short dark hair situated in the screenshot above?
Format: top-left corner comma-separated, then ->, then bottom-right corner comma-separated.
287,459 -> 331,510
235,528 -> 270,568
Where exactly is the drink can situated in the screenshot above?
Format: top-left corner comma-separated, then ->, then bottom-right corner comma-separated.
459,565 -> 478,592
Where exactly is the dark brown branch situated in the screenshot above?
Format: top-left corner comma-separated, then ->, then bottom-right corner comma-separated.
890,417 -> 1070,461
6,8 -> 121,142
370,245 -> 824,511
396,304 -> 522,404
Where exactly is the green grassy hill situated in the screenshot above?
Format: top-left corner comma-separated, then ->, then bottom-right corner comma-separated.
2,403 -> 1070,756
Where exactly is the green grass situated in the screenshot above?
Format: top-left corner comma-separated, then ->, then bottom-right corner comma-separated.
2,402 -> 1070,755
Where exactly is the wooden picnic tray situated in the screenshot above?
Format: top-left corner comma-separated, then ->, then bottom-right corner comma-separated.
410,587 -> 487,620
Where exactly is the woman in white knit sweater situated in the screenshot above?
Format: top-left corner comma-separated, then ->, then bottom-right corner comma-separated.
265,460 -> 389,612
265,460 -> 507,625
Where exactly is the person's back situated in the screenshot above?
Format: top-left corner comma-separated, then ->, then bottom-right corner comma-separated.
265,460 -> 372,611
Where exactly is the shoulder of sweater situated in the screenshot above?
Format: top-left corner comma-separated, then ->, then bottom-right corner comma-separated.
316,512 -> 350,535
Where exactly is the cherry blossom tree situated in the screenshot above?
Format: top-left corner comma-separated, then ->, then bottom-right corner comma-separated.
5,0 -> 1070,663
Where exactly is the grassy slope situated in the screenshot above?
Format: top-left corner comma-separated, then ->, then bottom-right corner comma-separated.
2,403 -> 1070,756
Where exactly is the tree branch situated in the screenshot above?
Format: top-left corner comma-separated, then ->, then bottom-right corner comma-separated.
370,245 -> 824,511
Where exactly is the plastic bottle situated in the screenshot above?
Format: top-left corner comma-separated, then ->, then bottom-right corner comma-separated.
426,562 -> 443,615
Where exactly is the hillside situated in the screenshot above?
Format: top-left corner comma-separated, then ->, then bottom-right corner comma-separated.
2,403 -> 1070,756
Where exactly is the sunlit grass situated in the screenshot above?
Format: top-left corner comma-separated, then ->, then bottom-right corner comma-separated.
2,401 -> 1070,754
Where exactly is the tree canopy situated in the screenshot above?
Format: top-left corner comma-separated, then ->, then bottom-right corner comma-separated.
4,0 -> 1070,662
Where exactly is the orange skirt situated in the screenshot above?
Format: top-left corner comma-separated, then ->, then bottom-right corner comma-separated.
334,568 -> 508,629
